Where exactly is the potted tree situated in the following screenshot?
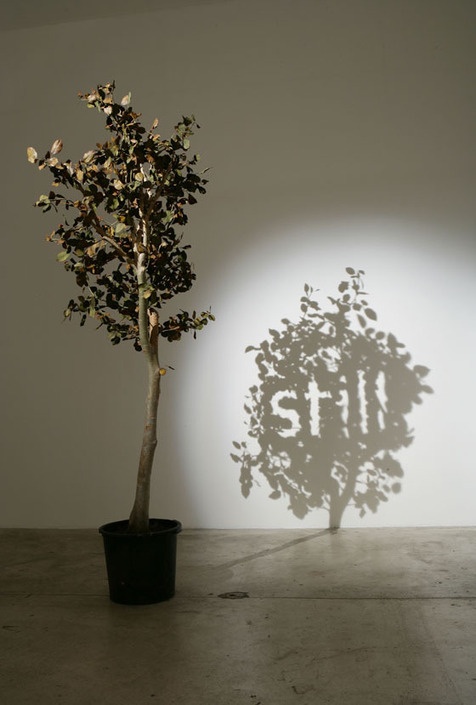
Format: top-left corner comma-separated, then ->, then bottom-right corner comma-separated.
28,82 -> 214,604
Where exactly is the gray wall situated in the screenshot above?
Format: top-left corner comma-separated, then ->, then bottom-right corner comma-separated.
1,0 -> 475,527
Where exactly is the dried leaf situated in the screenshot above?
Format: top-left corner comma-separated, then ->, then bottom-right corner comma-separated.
85,242 -> 102,257
26,146 -> 38,163
50,139 -> 63,155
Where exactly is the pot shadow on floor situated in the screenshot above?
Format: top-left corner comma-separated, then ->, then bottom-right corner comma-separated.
231,268 -> 433,528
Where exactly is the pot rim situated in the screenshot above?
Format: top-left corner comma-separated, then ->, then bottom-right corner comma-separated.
98,518 -> 182,537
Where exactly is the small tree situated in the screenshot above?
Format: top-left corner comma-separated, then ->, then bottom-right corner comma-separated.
28,82 -> 214,533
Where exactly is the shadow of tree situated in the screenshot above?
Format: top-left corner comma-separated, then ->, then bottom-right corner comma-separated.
231,268 -> 433,528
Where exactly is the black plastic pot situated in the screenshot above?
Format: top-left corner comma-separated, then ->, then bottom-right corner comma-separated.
99,518 -> 182,605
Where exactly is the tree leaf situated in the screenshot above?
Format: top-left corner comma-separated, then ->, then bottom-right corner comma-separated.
86,241 -> 102,257
50,139 -> 63,155
27,146 -> 38,163
114,222 -> 128,237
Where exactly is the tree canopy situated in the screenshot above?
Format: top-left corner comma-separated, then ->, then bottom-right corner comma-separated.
28,81 -> 213,351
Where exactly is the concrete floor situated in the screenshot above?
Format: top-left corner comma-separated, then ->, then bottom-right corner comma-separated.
0,527 -> 475,705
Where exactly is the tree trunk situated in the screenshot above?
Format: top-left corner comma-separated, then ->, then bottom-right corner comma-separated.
128,248 -> 161,533
328,464 -> 358,530
128,361 -> 161,533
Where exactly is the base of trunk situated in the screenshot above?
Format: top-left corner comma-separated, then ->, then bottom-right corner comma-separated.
99,518 -> 182,605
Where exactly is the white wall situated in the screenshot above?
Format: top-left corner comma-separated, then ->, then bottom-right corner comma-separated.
1,0 -> 475,528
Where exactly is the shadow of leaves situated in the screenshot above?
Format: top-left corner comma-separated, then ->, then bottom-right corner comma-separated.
231,268 -> 433,528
